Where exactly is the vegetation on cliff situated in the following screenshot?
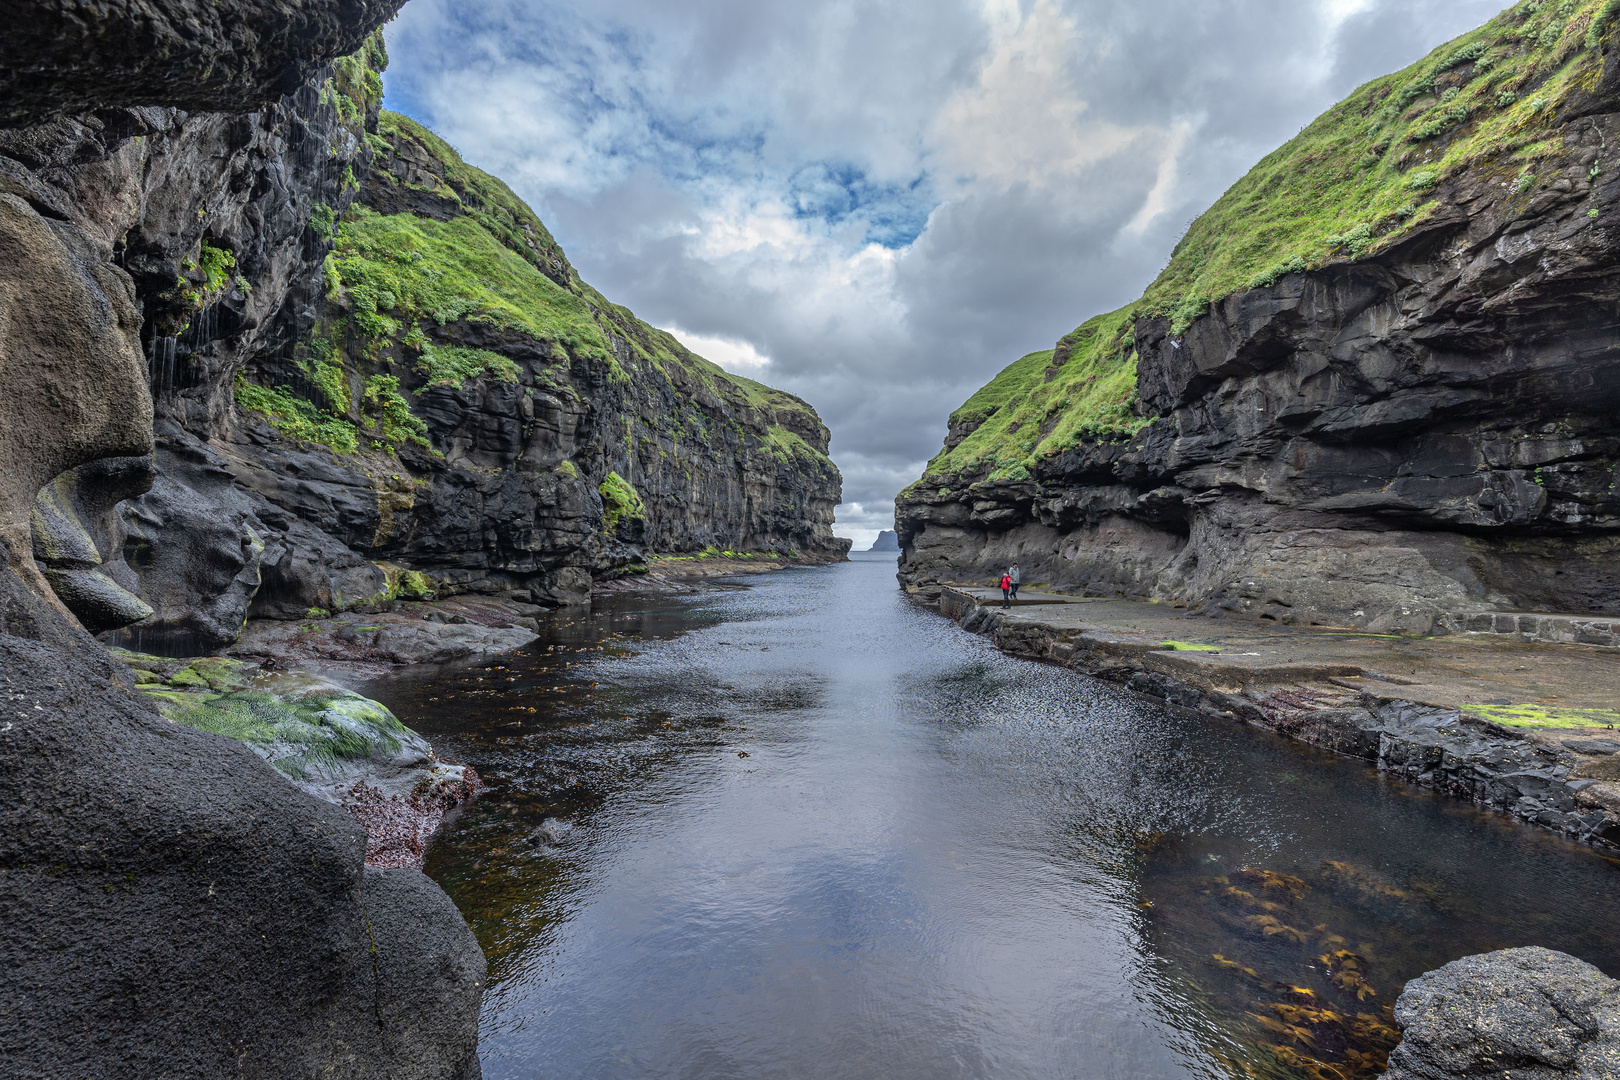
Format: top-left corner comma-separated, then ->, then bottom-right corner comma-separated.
237,88 -> 839,486
1145,0 -> 1620,324
914,305 -> 1147,486
913,0 -> 1620,489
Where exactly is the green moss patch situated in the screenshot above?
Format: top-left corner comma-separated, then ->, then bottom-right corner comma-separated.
599,471 -> 646,530
112,649 -> 416,779
1160,641 -> 1221,652
1464,703 -> 1620,729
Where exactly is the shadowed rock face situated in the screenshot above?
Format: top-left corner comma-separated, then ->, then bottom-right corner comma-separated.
2,0 -> 406,127
1382,947 -> 1620,1079
0,192 -> 151,610
0,1 -> 488,1074
899,77 -> 1620,633
0,564 -> 484,1079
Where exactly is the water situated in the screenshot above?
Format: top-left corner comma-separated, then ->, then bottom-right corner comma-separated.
365,554 -> 1620,1080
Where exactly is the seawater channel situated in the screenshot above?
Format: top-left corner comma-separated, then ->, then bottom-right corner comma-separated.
364,553 -> 1620,1080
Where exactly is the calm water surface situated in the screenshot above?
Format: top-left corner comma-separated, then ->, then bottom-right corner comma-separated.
365,554 -> 1620,1080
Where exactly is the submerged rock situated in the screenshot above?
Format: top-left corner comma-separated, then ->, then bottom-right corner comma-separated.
114,650 -> 482,869
1382,947 -> 1620,1079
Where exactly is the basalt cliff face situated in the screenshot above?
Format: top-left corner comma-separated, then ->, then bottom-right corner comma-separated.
0,3 -> 490,1076
899,3 -> 1620,634
9,34 -> 844,656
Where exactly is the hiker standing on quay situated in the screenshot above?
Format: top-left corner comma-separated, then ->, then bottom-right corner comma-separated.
1008,563 -> 1020,600
999,571 -> 1012,608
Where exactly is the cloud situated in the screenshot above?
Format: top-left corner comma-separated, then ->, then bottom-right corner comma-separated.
383,0 -> 1506,541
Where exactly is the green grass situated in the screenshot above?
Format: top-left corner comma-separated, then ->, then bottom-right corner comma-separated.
912,305 -> 1147,486
764,425 -> 830,466
599,471 -> 646,530
369,109 -> 837,465
1464,703 -> 1620,728
918,1 -> 1618,486
1140,0 -> 1614,318
329,206 -> 612,359
241,94 -> 838,481
414,344 -> 521,389
234,378 -> 361,454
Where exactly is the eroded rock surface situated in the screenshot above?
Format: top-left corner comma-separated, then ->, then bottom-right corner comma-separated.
3,0 -> 406,126
1382,947 -> 1620,1079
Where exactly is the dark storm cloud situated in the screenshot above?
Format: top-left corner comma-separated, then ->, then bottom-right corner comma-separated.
383,0 -> 1506,545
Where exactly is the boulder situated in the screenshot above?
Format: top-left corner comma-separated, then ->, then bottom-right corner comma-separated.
0,560 -> 485,1079
1381,947 -> 1620,1079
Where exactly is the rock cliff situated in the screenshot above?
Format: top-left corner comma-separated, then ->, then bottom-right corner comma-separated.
7,46 -> 844,652
899,2 -> 1620,634
0,3 -> 487,1075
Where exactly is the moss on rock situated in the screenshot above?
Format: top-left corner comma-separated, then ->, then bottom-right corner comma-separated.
113,648 -> 419,780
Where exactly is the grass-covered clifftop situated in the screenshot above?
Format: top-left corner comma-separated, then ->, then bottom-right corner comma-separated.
912,0 -> 1620,490
237,97 -> 835,478
921,305 -> 1147,485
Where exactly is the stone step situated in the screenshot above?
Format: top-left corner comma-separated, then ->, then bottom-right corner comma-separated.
1438,611 -> 1620,648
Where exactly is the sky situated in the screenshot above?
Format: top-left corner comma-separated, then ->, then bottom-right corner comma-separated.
381,0 -> 1505,549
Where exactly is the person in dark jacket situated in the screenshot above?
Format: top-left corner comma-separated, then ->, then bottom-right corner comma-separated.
1008,563 -> 1021,599
999,572 -> 1012,608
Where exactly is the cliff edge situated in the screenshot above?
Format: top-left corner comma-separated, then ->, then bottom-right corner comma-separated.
899,1 -> 1620,634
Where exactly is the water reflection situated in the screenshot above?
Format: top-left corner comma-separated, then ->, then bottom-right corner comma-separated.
364,556 -> 1620,1080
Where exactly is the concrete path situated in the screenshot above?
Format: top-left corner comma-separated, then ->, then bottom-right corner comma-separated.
943,586 -> 1620,726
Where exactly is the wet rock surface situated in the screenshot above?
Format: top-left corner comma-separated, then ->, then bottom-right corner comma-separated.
938,587 -> 1620,850
1381,947 -> 1620,1080
227,596 -> 541,679
113,649 -> 487,869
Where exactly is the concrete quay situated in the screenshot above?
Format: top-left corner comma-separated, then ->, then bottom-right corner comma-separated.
936,585 -> 1620,849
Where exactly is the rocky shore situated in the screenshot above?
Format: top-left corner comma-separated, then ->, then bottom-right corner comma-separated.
936,586 -> 1620,849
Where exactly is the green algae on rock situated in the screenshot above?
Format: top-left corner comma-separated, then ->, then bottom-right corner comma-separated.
113,648 -> 483,869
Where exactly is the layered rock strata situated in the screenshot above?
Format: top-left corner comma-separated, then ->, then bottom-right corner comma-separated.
900,7 -> 1620,633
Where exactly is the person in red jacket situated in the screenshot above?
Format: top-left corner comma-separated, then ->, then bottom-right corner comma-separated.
999,572 -> 1012,608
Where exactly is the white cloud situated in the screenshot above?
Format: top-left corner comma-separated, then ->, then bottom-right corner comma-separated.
383,0 -> 1506,536
664,327 -> 772,372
